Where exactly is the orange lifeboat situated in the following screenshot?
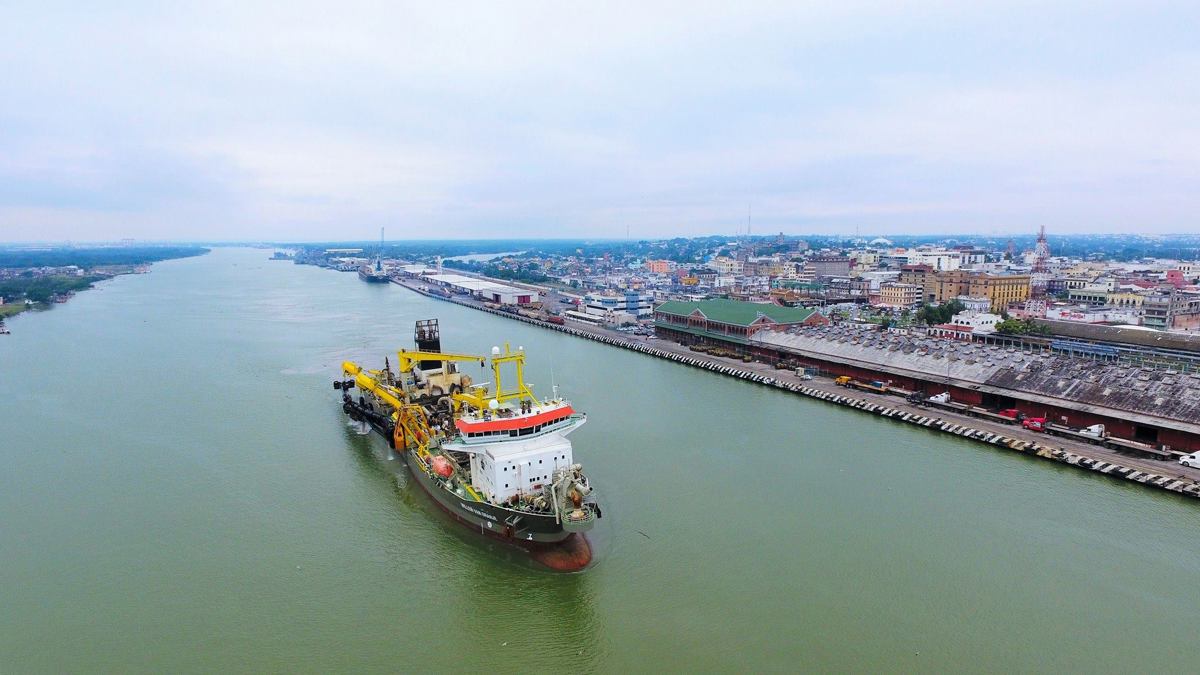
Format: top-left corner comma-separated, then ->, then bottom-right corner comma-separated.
431,455 -> 454,478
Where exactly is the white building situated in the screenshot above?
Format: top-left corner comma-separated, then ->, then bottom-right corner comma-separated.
949,310 -> 1003,334
710,256 -> 744,275
906,249 -> 964,271
955,296 -> 992,313
582,291 -> 654,318
859,270 -> 901,291
424,273 -> 537,305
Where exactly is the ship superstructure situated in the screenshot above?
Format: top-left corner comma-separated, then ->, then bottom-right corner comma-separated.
334,320 -> 600,550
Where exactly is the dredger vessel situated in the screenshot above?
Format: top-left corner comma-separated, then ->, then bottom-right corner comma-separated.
334,319 -> 601,569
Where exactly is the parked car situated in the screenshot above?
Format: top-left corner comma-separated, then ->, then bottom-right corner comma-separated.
1180,452 -> 1200,468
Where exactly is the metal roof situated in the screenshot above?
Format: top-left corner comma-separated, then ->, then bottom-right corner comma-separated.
753,325 -> 1200,435
654,299 -> 818,326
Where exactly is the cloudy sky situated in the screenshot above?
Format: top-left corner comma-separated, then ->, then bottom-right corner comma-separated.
1,1 -> 1197,242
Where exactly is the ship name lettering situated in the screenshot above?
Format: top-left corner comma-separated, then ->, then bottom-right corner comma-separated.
462,505 -> 497,521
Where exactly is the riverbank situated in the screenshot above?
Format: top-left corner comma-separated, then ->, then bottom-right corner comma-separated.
392,276 -> 1200,501
0,248 -> 210,331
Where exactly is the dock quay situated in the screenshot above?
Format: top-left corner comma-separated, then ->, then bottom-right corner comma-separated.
391,277 -> 1200,501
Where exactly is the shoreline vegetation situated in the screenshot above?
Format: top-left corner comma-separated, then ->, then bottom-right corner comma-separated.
0,246 -> 208,320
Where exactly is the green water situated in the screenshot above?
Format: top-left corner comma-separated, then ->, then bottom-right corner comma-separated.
2,248 -> 1197,673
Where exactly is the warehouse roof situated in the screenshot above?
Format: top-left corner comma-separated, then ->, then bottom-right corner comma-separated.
425,274 -> 529,297
754,325 -> 1200,434
1037,319 -> 1200,352
654,299 -> 818,326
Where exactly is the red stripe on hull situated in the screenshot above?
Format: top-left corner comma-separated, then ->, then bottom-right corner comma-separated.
455,406 -> 575,434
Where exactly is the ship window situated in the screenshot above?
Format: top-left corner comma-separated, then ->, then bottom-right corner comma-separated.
538,459 -> 542,464
504,483 -> 508,488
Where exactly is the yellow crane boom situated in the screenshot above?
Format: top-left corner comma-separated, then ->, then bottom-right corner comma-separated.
343,360 -> 434,454
394,350 -> 485,373
343,361 -> 404,408
341,359 -> 483,502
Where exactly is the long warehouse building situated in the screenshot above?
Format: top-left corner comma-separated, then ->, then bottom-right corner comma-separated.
654,300 -> 1200,452
752,325 -> 1200,452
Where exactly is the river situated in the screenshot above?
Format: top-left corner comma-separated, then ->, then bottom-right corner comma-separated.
443,250 -> 524,263
1,247 -> 1197,673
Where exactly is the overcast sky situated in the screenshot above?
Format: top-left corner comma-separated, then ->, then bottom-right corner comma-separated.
1,1 -> 1197,242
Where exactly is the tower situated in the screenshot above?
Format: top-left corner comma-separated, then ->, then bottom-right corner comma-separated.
1032,226 -> 1050,273
376,226 -> 384,272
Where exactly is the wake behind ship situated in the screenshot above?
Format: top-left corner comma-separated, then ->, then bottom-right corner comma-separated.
334,319 -> 601,569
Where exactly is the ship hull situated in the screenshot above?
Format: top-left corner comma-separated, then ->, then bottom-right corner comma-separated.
401,448 -> 578,544
358,267 -> 389,282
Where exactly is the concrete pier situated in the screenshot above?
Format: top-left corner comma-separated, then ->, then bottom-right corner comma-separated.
393,278 -> 1200,501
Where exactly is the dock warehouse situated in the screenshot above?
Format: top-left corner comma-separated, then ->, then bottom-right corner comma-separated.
751,324 -> 1200,452
423,274 -> 536,306
651,298 -> 1200,452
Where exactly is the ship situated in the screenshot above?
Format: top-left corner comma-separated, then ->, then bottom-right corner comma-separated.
357,261 -> 390,283
334,319 -> 601,569
358,226 -> 390,282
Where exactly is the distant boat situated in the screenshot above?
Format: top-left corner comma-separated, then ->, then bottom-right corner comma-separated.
359,226 -> 390,282
358,263 -> 389,283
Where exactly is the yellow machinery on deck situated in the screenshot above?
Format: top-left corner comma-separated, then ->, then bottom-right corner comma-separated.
341,360 -> 485,501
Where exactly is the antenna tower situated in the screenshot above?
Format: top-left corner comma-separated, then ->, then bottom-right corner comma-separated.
1033,226 -> 1050,273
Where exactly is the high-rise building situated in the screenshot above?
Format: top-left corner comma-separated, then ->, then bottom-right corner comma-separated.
899,264 -> 936,303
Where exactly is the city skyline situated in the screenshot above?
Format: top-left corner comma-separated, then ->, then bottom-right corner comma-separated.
3,2 -> 1198,242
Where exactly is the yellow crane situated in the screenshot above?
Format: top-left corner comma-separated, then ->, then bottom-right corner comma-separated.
343,361 -> 438,459
393,350 -> 486,374
390,350 -> 489,398
347,344 -> 538,414
341,360 -> 484,502
465,343 -> 536,406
